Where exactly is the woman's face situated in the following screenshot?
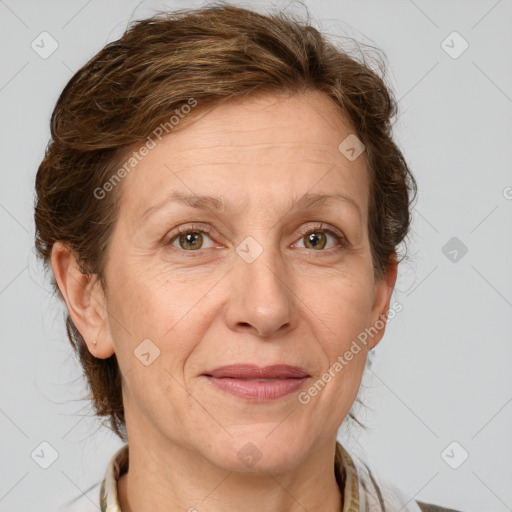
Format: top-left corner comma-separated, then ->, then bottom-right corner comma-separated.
99,90 -> 396,471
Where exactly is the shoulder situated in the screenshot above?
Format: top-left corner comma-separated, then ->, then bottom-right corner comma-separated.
416,501 -> 465,512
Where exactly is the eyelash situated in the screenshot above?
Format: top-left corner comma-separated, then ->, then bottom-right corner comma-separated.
165,222 -> 348,258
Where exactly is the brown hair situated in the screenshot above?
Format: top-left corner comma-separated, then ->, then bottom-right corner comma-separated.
34,2 -> 417,441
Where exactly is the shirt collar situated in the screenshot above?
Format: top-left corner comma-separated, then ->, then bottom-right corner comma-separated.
100,441 -> 359,512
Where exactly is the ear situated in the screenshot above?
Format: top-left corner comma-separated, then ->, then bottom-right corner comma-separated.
366,252 -> 399,351
51,242 -> 115,359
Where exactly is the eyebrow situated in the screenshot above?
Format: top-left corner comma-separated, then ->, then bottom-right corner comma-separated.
139,190 -> 361,226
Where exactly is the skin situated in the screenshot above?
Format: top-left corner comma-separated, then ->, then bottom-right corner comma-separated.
52,90 -> 397,512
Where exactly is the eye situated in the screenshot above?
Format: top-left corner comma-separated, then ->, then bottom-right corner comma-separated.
167,224 -> 217,252
293,223 -> 347,252
165,222 -> 347,256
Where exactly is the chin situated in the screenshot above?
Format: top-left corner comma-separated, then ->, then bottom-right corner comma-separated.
211,431 -> 308,474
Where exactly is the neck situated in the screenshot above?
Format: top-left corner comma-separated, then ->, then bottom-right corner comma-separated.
117,428 -> 343,512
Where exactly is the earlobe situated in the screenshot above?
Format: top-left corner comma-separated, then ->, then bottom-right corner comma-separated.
51,242 -> 115,359
367,253 -> 399,351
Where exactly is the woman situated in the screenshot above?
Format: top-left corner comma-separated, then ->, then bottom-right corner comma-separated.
34,4 -> 462,512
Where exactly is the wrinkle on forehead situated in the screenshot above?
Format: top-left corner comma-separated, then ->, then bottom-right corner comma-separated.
158,90 -> 352,152
117,90 -> 369,232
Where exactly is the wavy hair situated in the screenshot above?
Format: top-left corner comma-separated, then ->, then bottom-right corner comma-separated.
34,2 -> 417,441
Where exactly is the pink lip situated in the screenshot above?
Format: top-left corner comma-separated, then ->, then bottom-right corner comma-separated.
204,364 -> 310,379
202,364 -> 310,402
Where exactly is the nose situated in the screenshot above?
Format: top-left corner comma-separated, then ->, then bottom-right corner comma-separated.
223,245 -> 296,338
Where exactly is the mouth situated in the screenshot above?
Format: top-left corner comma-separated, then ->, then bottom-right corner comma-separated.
202,364 -> 310,401
203,364 -> 310,379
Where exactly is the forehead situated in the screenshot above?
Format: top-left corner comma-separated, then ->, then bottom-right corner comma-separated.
117,91 -> 369,223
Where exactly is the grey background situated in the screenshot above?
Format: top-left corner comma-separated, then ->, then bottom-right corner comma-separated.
1,0 -> 511,511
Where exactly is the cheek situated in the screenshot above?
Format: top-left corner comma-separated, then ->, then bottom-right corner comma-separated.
106,258 -> 213,367
304,270 -> 374,347
299,271 -> 373,408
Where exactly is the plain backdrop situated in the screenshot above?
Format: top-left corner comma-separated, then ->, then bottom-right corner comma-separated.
1,1 -> 511,511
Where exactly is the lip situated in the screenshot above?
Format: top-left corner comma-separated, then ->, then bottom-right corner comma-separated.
202,364 -> 310,402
